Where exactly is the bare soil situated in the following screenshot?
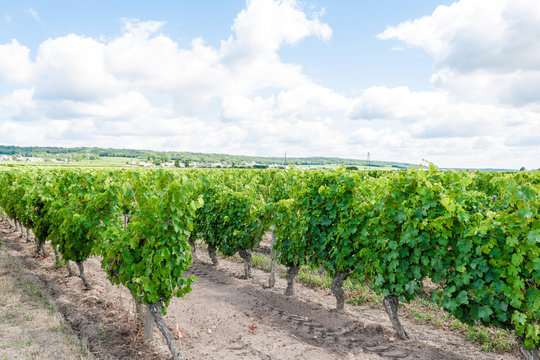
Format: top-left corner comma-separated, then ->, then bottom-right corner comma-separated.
0,222 -> 520,360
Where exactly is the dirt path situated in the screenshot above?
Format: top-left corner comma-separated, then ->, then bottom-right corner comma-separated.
0,230 -> 95,360
0,222 -> 520,360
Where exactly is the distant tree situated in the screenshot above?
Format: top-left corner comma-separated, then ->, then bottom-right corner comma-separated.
346,166 -> 359,170
174,159 -> 181,168
183,160 -> 190,168
519,166 -> 526,171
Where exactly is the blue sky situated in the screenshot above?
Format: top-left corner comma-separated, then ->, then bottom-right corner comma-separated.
0,1 -> 451,91
0,0 -> 538,168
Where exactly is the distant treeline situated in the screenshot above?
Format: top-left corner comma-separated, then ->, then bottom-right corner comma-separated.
0,145 -> 414,168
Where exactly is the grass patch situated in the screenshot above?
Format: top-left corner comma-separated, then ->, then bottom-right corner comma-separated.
251,253 -> 272,272
0,338 -> 32,350
295,266 -> 382,305
404,297 -> 516,353
0,311 -> 19,323
62,326 -> 89,356
230,252 -> 273,272
296,267 -> 331,289
21,281 -> 55,316
451,319 -> 515,352
344,280 -> 382,306
98,326 -> 109,343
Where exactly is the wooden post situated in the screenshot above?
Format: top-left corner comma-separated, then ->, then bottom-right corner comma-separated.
269,229 -> 277,288
144,306 -> 154,340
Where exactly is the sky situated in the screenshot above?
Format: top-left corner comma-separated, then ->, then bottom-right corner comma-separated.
0,0 -> 539,169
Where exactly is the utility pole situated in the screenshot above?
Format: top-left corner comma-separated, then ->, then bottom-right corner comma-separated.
284,152 -> 287,167
367,152 -> 370,168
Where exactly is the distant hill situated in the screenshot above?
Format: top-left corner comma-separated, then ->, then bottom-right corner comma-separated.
0,144 -> 416,169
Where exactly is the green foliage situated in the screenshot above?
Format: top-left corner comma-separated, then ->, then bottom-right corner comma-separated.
49,170 -> 116,263
195,170 -> 268,258
100,170 -> 202,308
0,165 -> 538,349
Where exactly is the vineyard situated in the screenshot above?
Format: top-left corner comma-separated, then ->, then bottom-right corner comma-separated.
0,166 -> 538,360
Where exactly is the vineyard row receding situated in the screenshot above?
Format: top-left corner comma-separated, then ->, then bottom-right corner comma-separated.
0,166 -> 538,360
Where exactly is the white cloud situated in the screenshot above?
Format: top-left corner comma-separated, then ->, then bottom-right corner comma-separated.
121,18 -> 165,38
0,40 -> 35,83
0,1 -> 338,157
34,34 -> 121,101
221,0 -> 331,61
0,88 -> 36,120
27,8 -> 41,22
0,0 -> 539,169
378,0 -> 540,106
350,85 -> 540,140
378,0 -> 540,72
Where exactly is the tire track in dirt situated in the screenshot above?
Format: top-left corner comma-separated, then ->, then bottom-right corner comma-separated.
187,262 -> 463,360
1,223 -> 517,360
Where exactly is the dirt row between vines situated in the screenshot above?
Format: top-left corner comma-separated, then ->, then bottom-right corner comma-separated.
0,222 -> 520,360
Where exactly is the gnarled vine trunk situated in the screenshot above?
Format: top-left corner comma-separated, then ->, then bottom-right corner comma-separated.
285,265 -> 299,296
208,245 -> 219,266
188,236 -> 197,260
518,336 -> 539,360
53,246 -> 62,268
383,295 -> 409,340
331,272 -> 348,312
148,302 -> 184,360
18,221 -> 25,238
76,261 -> 93,290
35,237 -> 49,256
238,247 -> 252,278
65,260 -> 76,277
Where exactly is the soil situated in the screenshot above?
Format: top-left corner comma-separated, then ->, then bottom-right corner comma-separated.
0,222 -> 520,360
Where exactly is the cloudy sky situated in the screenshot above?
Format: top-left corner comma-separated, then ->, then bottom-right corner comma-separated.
0,0 -> 539,169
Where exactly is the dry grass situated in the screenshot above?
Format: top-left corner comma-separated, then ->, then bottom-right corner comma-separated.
0,242 -> 95,360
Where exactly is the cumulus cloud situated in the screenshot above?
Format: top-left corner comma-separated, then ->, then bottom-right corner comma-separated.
0,0 -> 539,169
378,0 -> 540,72
0,40 -> 35,83
0,1 -> 340,154
349,85 -> 540,148
222,0 -> 331,61
378,0 -> 540,106
34,34 -> 121,101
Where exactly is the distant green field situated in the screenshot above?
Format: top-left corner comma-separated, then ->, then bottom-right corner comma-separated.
0,144 -> 416,169
0,156 -> 136,167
